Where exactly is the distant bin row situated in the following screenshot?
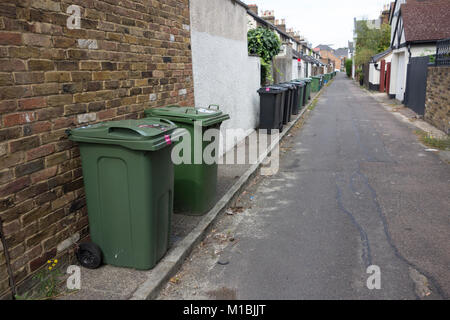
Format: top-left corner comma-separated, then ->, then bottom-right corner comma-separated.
257,72 -> 336,133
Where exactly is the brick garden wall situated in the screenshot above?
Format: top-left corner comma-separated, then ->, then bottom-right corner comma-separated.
425,66 -> 450,134
0,0 -> 194,298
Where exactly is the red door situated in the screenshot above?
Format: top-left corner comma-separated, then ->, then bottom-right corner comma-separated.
385,62 -> 391,95
379,60 -> 386,92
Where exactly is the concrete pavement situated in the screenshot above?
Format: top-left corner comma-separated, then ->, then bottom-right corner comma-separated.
158,73 -> 450,300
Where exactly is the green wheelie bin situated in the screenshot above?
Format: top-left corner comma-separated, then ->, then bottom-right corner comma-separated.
298,78 -> 312,102
145,105 -> 230,216
311,76 -> 321,92
289,80 -> 305,109
318,75 -> 324,88
68,118 -> 183,270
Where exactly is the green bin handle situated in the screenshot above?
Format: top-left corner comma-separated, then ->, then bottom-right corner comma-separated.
185,108 -> 199,114
108,126 -> 147,137
151,118 -> 176,126
208,104 -> 220,110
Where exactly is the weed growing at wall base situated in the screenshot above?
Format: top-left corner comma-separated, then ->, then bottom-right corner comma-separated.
414,130 -> 450,150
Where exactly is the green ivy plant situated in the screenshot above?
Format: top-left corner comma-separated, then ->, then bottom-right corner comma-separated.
248,27 -> 282,85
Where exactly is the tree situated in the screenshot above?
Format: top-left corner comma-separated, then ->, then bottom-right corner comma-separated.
354,21 -> 391,67
248,27 -> 282,85
345,58 -> 353,78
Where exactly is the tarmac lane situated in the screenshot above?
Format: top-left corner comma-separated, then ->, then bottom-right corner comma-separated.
158,73 -> 449,300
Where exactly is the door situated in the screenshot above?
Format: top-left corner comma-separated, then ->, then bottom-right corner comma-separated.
404,56 -> 429,115
386,62 -> 391,95
379,60 -> 386,92
395,52 -> 406,101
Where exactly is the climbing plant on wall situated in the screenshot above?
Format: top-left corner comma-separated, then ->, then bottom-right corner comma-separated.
248,27 -> 282,85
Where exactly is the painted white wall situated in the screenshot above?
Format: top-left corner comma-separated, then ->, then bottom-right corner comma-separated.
369,63 -> 379,85
190,0 -> 261,155
391,0 -> 406,44
410,45 -> 436,58
369,52 -> 392,86
247,13 -> 257,31
298,60 -> 305,78
384,53 -> 393,63
291,59 -> 299,80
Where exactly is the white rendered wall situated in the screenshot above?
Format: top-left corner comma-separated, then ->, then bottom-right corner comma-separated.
190,0 -> 261,155
369,63 -> 379,85
291,59 -> 299,80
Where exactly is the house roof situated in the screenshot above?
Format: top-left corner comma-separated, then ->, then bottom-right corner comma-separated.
401,0 -> 450,43
370,48 -> 392,63
316,44 -> 334,52
300,54 -> 315,64
246,9 -> 302,46
334,48 -> 349,57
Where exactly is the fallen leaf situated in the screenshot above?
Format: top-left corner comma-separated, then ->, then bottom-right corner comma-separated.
170,276 -> 180,284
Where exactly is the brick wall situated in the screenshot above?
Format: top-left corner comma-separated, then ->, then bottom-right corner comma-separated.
0,0 -> 194,298
319,50 -> 340,71
425,66 -> 450,134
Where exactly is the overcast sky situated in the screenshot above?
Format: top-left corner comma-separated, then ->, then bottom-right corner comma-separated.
243,0 -> 390,49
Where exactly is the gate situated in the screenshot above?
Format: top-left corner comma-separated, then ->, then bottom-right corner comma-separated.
404,56 -> 429,115
363,63 -> 369,88
386,62 -> 391,95
379,60 -> 386,93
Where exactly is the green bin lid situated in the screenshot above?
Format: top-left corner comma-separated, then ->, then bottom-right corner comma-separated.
289,80 -> 306,86
68,118 -> 183,151
144,105 -> 230,127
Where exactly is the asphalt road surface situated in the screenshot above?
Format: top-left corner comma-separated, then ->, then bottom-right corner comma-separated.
158,73 -> 450,300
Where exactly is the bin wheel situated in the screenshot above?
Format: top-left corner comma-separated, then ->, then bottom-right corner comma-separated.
76,242 -> 102,269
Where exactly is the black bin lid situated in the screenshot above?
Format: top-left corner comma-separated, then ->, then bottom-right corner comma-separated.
277,83 -> 296,89
258,86 -> 287,94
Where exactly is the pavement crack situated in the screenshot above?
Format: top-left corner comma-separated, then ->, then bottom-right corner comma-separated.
356,164 -> 447,299
335,178 -> 372,268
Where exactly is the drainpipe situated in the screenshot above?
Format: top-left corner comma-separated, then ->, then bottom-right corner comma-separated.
407,43 -> 412,62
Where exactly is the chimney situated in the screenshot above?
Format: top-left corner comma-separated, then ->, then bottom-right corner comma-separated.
287,27 -> 295,37
262,10 -> 275,25
293,31 -> 303,42
248,4 -> 258,15
275,18 -> 286,32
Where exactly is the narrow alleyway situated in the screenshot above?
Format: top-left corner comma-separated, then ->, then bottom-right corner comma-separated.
158,73 -> 450,300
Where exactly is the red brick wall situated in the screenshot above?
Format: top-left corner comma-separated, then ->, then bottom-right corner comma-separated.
0,0 -> 194,298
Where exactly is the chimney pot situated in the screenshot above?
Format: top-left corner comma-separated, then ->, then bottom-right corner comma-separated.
248,4 -> 258,15
262,10 -> 275,24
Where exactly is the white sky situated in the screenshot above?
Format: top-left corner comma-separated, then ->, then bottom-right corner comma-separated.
243,0 -> 390,49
